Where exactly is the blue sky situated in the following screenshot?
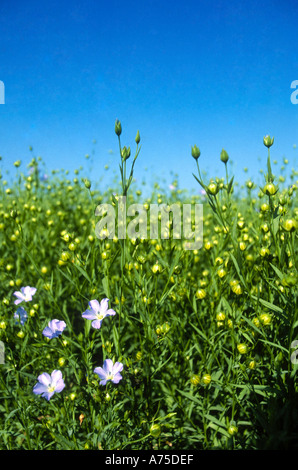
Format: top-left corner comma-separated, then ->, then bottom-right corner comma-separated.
0,0 -> 297,194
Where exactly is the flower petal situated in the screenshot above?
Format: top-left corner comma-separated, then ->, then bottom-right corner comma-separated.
13,291 -> 24,299
37,372 -> 52,386
112,373 -> 122,384
89,299 -> 100,313
82,310 -> 97,320
105,308 -> 116,317
99,298 -> 109,314
51,370 -> 65,393
51,370 -> 63,384
112,362 -> 124,375
42,326 -> 53,338
91,319 -> 102,329
33,383 -> 48,395
44,390 -> 55,401
94,366 -> 106,380
103,358 -> 114,375
99,379 -> 108,386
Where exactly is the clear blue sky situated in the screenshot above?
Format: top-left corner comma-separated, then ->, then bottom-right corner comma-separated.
0,0 -> 297,194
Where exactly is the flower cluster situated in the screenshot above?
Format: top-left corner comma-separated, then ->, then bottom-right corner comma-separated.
13,287 -> 123,399
81,298 -> 123,386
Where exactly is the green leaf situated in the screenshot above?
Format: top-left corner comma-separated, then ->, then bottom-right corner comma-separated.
72,262 -> 92,284
250,294 -> 283,313
267,153 -> 273,182
102,275 -> 110,297
269,263 -> 284,281
177,389 -> 203,407
227,175 -> 234,194
205,414 -> 230,438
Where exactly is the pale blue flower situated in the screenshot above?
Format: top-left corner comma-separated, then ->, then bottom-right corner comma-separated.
33,370 -> 65,400
82,298 -> 116,329
14,306 -> 28,325
94,358 -> 123,385
13,286 -> 37,305
42,319 -> 66,339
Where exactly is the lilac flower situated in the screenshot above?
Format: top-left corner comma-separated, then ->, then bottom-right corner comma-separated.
82,298 -> 116,329
13,286 -> 37,305
14,306 -> 28,325
94,359 -> 123,385
42,319 -> 66,339
33,370 -> 65,401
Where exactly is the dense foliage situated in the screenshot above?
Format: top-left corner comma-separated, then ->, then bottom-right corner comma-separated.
0,125 -> 297,450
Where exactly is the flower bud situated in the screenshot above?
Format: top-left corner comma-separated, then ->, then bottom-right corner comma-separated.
281,274 -> 297,287
152,263 -> 162,274
237,343 -> 248,354
135,130 -> 140,145
160,322 -> 170,334
58,357 -> 66,367
207,182 -> 219,196
217,268 -> 227,278
228,425 -> 238,436
202,374 -> 212,385
190,374 -> 200,386
220,149 -> 229,163
150,423 -> 161,438
248,360 -> 256,370
283,218 -> 297,232
121,146 -> 131,161
84,178 -> 91,189
263,183 -> 278,196
195,288 -> 207,300
260,313 -> 272,326
191,145 -> 201,160
230,280 -> 242,295
115,119 -> 122,136
263,135 -> 274,148
216,312 -> 226,322
136,351 -> 142,361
